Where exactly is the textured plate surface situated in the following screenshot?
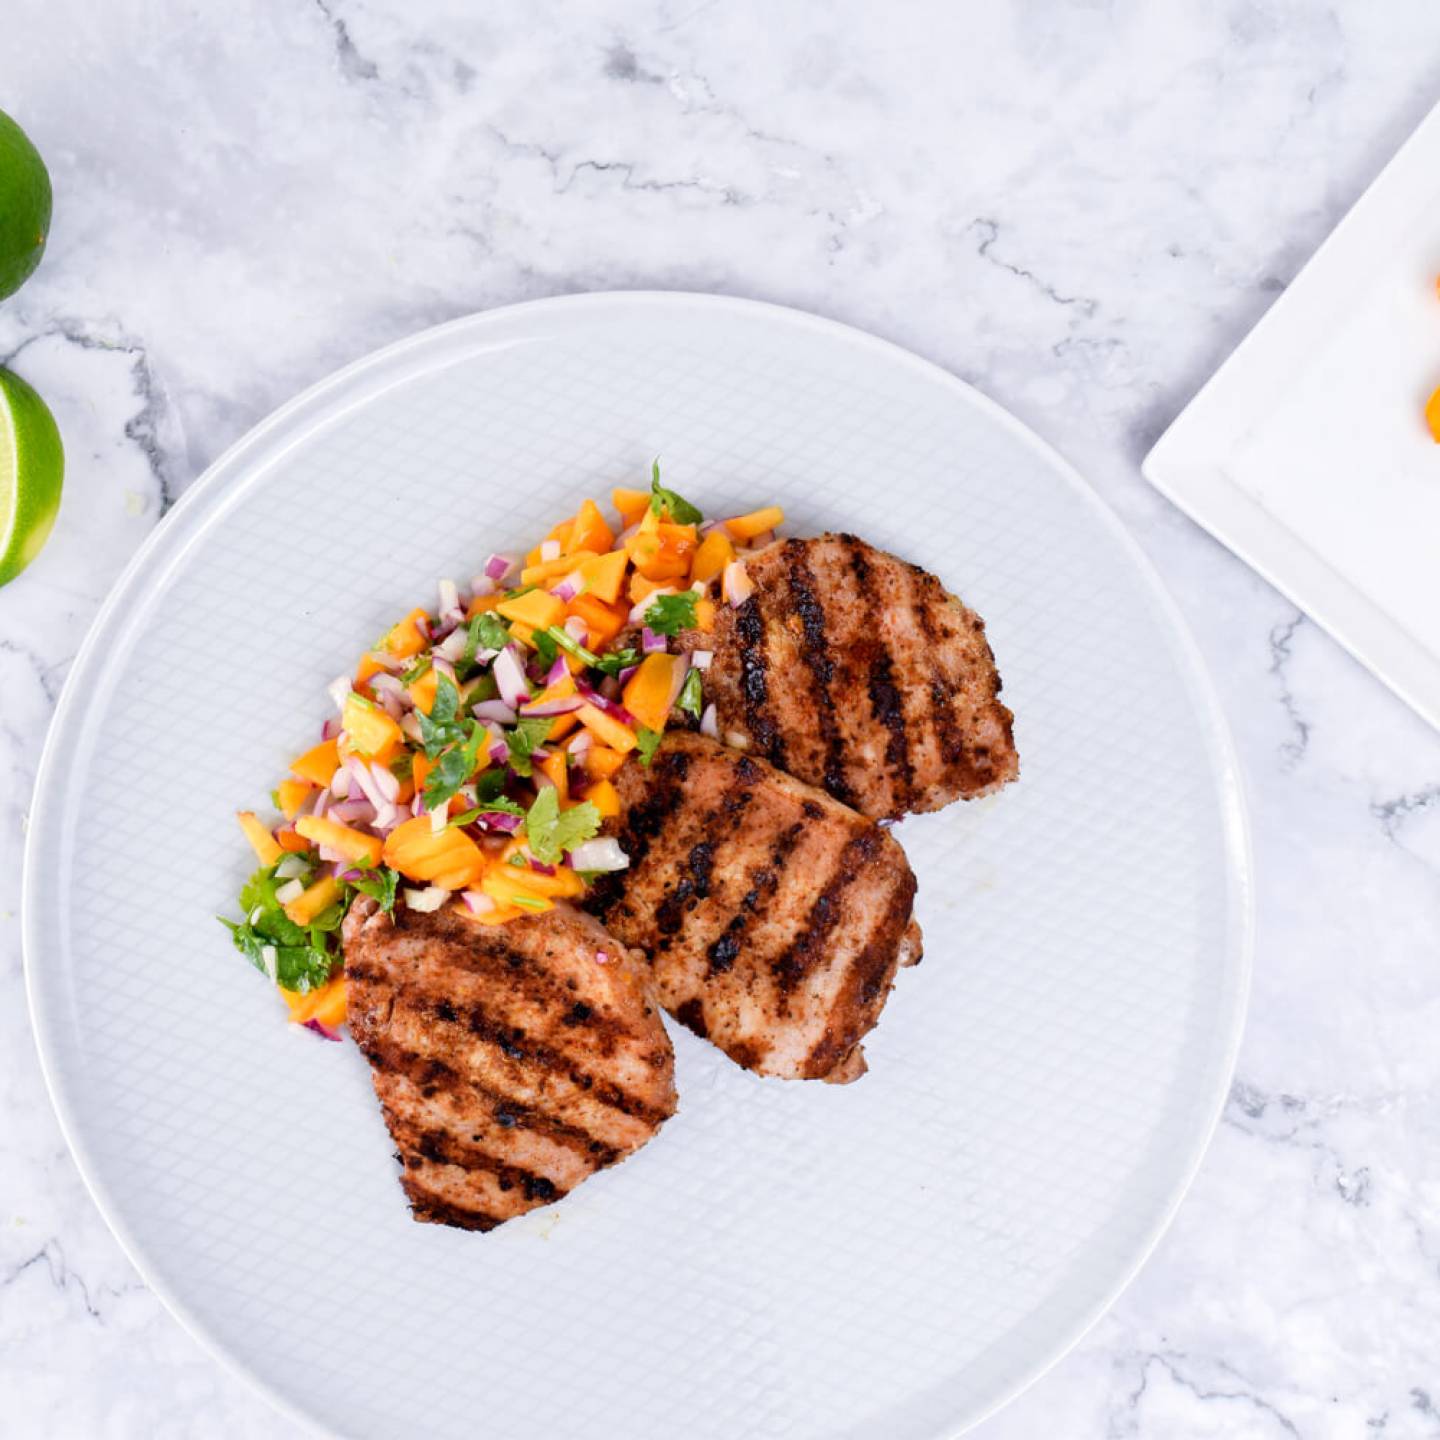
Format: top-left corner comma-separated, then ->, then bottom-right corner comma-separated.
24,293 -> 1250,1440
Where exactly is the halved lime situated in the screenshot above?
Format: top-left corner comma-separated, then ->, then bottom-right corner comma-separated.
0,110 -> 50,299
0,368 -> 64,586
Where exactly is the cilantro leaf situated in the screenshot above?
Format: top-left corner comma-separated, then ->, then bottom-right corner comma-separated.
418,673 -> 467,757
222,862 -> 337,994
423,720 -> 487,810
504,717 -> 554,778
676,666 -> 704,719
350,865 -> 400,914
635,726 -> 664,767
460,611 -> 510,678
473,768 -> 512,804
649,458 -> 703,525
592,647 -> 640,678
643,591 -> 698,636
524,787 -> 602,865
399,654 -> 432,686
531,627 -> 558,666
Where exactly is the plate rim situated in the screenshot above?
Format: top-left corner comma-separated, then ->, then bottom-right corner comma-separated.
23,289 -> 1254,1440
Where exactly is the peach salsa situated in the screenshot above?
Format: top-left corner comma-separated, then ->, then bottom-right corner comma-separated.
221,466 -> 783,1039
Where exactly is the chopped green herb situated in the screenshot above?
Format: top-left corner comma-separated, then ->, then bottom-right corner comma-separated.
524,787 -> 601,865
510,894 -> 549,911
399,654 -> 432,686
349,865 -> 400,913
532,628 -> 559,666
643,591 -> 698,636
504,717 -> 554,778
676,666 -> 704,719
592,647 -> 640,678
635,726 -> 664,767
507,852 -> 528,868
649,458 -> 703,525
422,720 -> 487,809
545,624 -> 600,668
417,673 -> 466,757
219,862 -> 338,993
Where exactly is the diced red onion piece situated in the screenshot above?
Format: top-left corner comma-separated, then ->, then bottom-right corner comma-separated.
568,838 -> 630,872
485,552 -> 517,582
435,628 -> 468,663
461,889 -> 496,914
472,699 -> 517,726
400,712 -> 423,743
438,579 -> 459,616
616,521 -> 641,546
520,695 -> 582,718
303,1018 -> 342,1042
540,539 -> 561,562
493,645 -> 531,706
528,859 -> 557,877
470,573 -> 496,598
375,689 -> 404,721
318,844 -> 343,864
370,763 -> 400,803
330,768 -> 351,800
274,877 -> 305,904
544,656 -> 568,688
700,703 -> 719,738
691,649 -> 713,670
617,665 -> 638,686
574,677 -> 636,726
629,588 -> 675,624
311,787 -> 331,819
477,810 -> 522,833
488,740 -> 510,766
327,799 -> 376,825
566,729 -> 593,755
347,758 -> 386,810
274,854 -> 308,880
404,885 -> 449,913
563,615 -> 588,643
320,715 -> 341,741
327,675 -> 353,713
641,627 -> 666,654
723,560 -> 753,605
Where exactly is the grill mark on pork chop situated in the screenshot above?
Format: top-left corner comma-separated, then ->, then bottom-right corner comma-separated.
355,1035 -> 623,1166
909,562 -> 972,769
405,1192 -> 507,1232
585,748 -> 692,921
705,819 -> 801,976
843,534 -> 916,810
382,1107 -> 569,1202
735,593 -> 784,766
769,829 -> 878,1002
783,540 -> 855,806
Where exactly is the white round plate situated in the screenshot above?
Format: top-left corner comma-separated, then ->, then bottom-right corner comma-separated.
25,293 -> 1250,1440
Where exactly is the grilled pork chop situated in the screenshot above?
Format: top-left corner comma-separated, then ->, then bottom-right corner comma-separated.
685,533 -> 1017,820
343,899 -> 676,1230
585,732 -> 921,1083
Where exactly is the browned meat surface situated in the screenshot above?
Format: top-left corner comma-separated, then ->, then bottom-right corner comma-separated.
343,900 -> 676,1231
686,533 -> 1017,820
585,732 -> 921,1083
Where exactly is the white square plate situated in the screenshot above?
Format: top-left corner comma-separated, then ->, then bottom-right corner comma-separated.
1143,101 -> 1440,730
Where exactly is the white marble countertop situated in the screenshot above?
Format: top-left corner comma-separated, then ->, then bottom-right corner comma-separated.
4,2 -> 1440,1435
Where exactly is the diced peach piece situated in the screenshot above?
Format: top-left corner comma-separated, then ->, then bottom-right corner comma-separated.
284,974 -> 347,1026
497,588 -> 567,631
585,778 -> 620,819
407,667 -> 439,715
381,607 -> 429,659
275,779 -> 314,821
382,815 -> 486,889
466,592 -> 505,619
695,598 -> 716,631
295,814 -> 383,868
520,553 -> 586,587
577,548 -> 629,604
538,749 -> 569,803
566,498 -> 614,556
291,737 -> 340,787
1427,385 -> 1440,443
576,703 -> 637,753
584,745 -> 629,780
275,826 -> 314,854
354,651 -> 388,687
612,486 -> 650,525
342,693 -> 403,759
566,593 -> 627,649
237,811 -> 283,866
622,653 -> 681,733
723,505 -> 784,541
283,874 -> 343,927
691,528 -> 736,584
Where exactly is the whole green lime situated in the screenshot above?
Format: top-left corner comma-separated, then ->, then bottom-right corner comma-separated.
0,110 -> 51,300
0,367 -> 64,586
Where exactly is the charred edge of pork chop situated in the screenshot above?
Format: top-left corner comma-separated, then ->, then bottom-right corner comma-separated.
684,533 -> 1018,820
586,732 -> 921,1083
343,899 -> 676,1231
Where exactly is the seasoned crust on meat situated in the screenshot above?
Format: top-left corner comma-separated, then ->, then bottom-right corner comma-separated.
343,900 -> 676,1230
685,533 -> 1017,819
585,732 -> 921,1083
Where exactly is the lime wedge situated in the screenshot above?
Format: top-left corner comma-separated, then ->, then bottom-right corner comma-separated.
0,110 -> 51,300
0,368 -> 64,586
